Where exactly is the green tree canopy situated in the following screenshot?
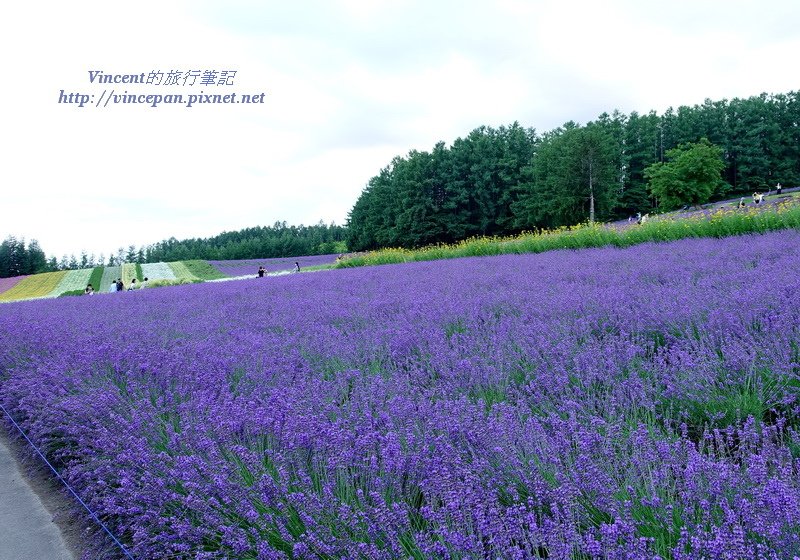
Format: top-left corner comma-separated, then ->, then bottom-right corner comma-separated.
644,138 -> 727,210
346,123 -> 537,251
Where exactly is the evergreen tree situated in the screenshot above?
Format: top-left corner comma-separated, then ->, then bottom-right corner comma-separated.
514,123 -> 618,228
26,240 -> 47,274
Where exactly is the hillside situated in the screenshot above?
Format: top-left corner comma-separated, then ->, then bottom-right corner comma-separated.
2,191 -> 798,304
0,255 -> 340,303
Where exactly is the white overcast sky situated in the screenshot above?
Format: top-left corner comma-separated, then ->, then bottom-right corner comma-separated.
1,0 -> 799,260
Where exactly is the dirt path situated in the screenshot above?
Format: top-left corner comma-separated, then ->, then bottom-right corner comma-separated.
0,428 -> 85,560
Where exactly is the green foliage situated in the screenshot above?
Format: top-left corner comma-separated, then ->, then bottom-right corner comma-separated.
135,263 -> 144,281
659,368 -> 792,442
57,289 -> 86,298
87,266 -> 104,293
645,138 -> 727,210
347,123 -> 537,251
300,264 -> 336,272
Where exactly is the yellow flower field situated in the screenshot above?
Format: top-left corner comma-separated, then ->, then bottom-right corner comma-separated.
0,271 -> 68,302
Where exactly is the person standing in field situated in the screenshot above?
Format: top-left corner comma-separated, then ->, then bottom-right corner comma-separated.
116,279 -> 124,292
109,280 -> 118,293
257,266 -> 265,278
84,284 -> 94,295
776,182 -> 782,195
294,261 -> 300,272
128,278 -> 137,291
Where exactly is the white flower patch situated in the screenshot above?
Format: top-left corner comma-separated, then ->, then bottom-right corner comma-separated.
53,268 -> 93,295
141,262 -> 177,281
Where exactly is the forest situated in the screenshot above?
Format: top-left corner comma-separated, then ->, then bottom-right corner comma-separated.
346,91 -> 800,250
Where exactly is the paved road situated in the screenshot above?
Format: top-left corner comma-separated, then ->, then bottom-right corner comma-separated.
0,435 -> 75,560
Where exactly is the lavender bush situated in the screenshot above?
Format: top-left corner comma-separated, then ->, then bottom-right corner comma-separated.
1,231 -> 799,559
210,255 -> 340,277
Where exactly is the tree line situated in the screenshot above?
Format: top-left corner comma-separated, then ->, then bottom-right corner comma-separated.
346,91 -> 800,251
0,222 -> 347,278
142,221 -> 347,263
0,237 -> 47,278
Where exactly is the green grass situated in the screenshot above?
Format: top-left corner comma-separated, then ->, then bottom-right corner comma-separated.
301,264 -> 336,272
182,260 -> 227,280
337,199 -> 800,269
87,266 -> 104,292
57,289 -> 86,298
167,261 -> 198,281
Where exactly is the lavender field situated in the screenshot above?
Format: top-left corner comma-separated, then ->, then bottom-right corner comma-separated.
1,231 -> 800,559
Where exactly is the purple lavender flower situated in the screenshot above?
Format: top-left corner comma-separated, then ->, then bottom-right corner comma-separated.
1,230 -> 800,558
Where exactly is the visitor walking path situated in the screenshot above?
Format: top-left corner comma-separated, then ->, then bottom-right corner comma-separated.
0,434 -> 75,560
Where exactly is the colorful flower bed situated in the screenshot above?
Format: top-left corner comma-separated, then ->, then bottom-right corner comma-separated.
209,254 -> 339,277
53,268 -> 94,294
1,231 -> 800,558
0,270 -> 68,302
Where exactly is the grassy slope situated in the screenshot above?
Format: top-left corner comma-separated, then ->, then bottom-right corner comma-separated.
182,260 -> 227,280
